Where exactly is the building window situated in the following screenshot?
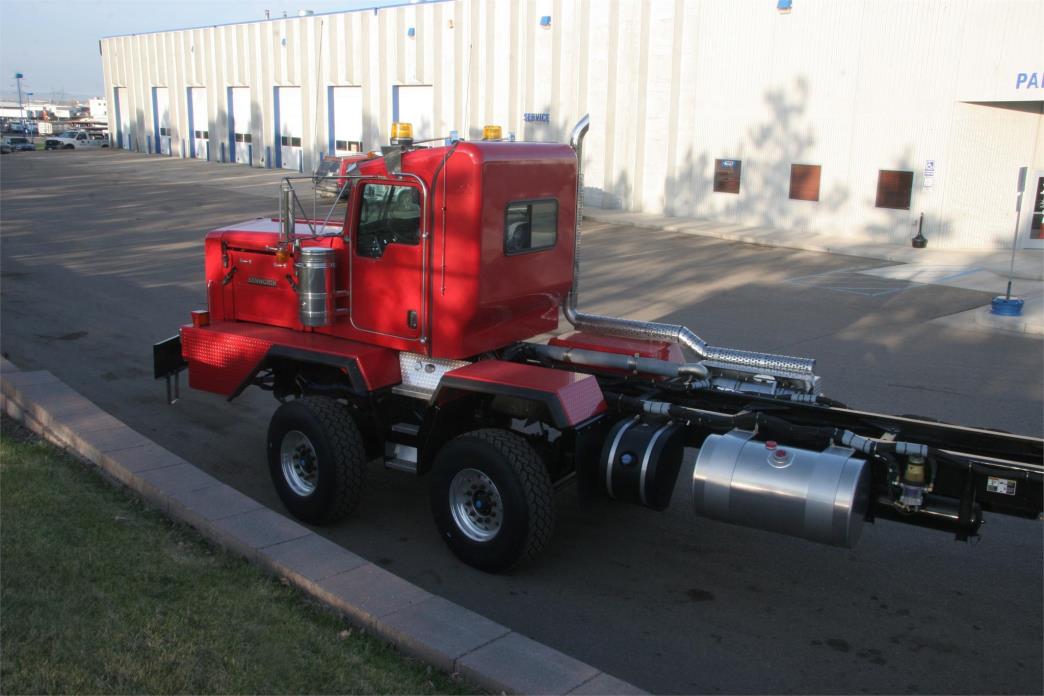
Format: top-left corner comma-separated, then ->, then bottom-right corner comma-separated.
875,170 -> 913,210
713,159 -> 742,194
789,164 -> 821,202
159,127 -> 170,136
504,199 -> 558,254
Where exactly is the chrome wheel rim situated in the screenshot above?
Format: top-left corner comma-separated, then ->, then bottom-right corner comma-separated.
281,430 -> 318,497
449,468 -> 503,542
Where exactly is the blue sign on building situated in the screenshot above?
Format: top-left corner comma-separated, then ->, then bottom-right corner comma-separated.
1015,72 -> 1042,89
523,112 -> 550,123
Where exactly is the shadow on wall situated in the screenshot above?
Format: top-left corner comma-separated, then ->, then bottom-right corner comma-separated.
216,103 -> 228,163
665,77 -> 851,235
134,106 -> 146,153
251,99 -> 264,166
585,78 -> 858,237
362,111 -> 379,155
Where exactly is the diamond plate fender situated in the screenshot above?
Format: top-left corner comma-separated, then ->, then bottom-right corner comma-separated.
433,359 -> 607,429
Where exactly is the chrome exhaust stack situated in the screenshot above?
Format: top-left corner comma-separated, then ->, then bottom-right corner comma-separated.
279,180 -> 296,248
564,115 -> 818,391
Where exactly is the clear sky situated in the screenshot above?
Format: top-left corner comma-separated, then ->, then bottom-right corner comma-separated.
0,0 -> 410,103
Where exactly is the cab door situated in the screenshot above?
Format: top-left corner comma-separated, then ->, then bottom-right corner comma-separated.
349,181 -> 425,341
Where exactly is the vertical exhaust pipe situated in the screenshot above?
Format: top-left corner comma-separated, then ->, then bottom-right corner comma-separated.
567,114 -> 590,316
280,180 -> 296,247
563,116 -> 817,379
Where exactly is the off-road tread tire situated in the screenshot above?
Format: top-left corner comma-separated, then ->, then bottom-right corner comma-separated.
267,396 -> 366,525
430,428 -> 555,572
471,429 -> 555,564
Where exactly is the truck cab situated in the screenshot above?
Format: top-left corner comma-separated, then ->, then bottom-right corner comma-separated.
201,138 -> 576,362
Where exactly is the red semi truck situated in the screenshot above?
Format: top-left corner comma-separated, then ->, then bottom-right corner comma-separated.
155,117 -> 1042,572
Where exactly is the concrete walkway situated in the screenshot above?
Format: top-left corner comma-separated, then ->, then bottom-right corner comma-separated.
0,358 -> 642,696
584,208 -> 1044,337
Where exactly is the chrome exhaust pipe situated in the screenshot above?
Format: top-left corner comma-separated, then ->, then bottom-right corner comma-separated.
563,115 -> 816,380
279,180 -> 295,247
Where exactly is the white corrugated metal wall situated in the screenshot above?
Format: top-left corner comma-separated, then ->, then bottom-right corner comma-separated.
101,0 -> 1043,250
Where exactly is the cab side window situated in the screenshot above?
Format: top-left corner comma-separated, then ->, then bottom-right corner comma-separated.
504,199 -> 557,254
356,183 -> 421,259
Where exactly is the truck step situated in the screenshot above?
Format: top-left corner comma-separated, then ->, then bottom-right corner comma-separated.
390,422 -> 420,437
384,441 -> 418,474
384,457 -> 418,474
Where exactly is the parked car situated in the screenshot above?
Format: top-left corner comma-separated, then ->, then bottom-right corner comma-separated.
1,136 -> 35,153
44,130 -> 109,150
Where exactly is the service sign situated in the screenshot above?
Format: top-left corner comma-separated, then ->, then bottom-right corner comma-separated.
523,112 -> 550,123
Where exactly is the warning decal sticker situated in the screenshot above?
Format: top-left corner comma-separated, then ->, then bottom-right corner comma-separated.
986,477 -> 1017,496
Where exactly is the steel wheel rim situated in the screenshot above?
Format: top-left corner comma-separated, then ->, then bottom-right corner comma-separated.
449,468 -> 503,542
281,429 -> 319,497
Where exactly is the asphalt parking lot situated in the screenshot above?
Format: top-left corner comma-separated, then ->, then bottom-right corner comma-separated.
2,150 -> 1041,694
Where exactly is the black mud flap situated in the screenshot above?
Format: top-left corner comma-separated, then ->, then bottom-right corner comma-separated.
153,334 -> 187,404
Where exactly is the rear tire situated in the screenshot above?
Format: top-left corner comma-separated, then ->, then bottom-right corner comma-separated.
266,396 -> 366,524
429,428 -> 555,572
64,144 -> 74,150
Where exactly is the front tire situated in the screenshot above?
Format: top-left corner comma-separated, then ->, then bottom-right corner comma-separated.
429,429 -> 555,572
266,396 -> 366,524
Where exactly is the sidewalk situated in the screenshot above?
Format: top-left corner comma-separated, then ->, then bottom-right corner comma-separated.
584,208 -> 1044,336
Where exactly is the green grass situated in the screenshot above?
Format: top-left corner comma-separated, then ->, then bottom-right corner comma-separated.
0,417 -> 476,694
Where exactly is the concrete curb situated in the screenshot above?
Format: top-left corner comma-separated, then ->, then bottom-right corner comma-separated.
0,360 -> 644,696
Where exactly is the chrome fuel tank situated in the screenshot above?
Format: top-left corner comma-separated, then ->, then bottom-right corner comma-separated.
692,430 -> 870,548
